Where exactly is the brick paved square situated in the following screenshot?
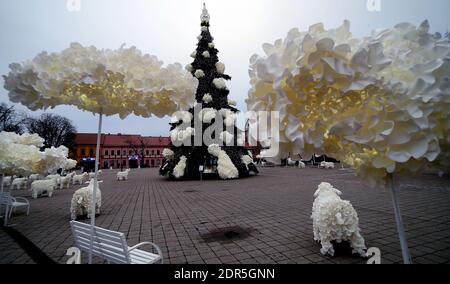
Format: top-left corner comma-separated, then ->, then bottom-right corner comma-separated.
1,167 -> 449,264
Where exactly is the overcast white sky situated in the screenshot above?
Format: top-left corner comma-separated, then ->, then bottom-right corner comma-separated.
1,0 -> 449,136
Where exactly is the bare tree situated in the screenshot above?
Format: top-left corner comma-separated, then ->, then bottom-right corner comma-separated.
27,113 -> 77,149
125,136 -> 150,167
0,103 -> 27,133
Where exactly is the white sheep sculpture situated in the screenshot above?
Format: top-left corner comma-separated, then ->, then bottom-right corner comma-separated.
31,178 -> 58,199
319,161 -> 335,169
311,182 -> 367,257
117,169 -> 131,181
59,176 -> 72,190
88,170 -> 102,180
70,179 -> 102,220
72,173 -> 88,185
11,177 -> 28,190
28,174 -> 41,185
2,176 -> 13,188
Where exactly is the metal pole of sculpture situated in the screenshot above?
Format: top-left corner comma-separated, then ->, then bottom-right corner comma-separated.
388,173 -> 412,264
88,111 -> 103,264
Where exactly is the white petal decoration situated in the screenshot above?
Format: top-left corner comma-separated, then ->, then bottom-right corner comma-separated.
195,69 -> 205,78
208,144 -> 239,179
209,43 -> 215,49
220,109 -> 237,127
228,99 -> 237,106
162,148 -> 175,160
247,20 -> 450,187
170,127 -> 195,143
201,26 -> 208,32
173,156 -> 187,178
64,159 -> 77,170
0,131 -> 72,176
202,94 -> 213,103
213,78 -> 227,89
199,108 -> 217,123
202,51 -> 211,58
216,62 -> 225,74
190,51 -> 197,58
173,111 -> 193,124
3,43 -> 199,118
185,64 -> 193,72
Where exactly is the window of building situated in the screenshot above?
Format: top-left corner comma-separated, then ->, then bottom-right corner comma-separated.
157,150 -> 160,156
123,150 -> 126,156
111,150 -> 115,156
146,150 -> 149,156
129,150 -> 133,155
89,149 -> 94,157
151,150 -> 155,156
105,150 -> 109,156
81,148 -> 86,156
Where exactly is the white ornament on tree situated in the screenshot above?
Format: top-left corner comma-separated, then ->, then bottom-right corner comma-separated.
208,144 -> 239,179
216,62 -> 225,74
195,69 -> 205,78
202,94 -> 213,103
173,156 -> 187,178
228,99 -> 237,106
202,51 -> 210,58
213,78 -> 227,89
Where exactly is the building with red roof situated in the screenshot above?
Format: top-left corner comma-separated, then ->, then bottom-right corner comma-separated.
72,133 -> 171,171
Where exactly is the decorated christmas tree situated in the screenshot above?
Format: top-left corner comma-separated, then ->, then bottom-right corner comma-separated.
160,4 -> 258,180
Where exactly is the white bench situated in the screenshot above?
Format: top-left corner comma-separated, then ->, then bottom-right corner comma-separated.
70,221 -> 163,264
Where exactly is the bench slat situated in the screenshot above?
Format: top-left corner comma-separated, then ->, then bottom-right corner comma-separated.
129,249 -> 161,264
75,234 -> 126,255
74,230 -> 124,248
76,243 -> 128,264
72,222 -> 124,240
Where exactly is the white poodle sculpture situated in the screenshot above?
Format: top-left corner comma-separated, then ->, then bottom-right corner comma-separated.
311,182 -> 366,257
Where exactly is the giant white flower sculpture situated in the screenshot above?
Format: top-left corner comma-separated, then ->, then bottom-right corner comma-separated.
0,132 -> 72,177
64,159 -> 78,171
4,43 -> 198,118
247,20 -> 450,263
248,20 -> 450,187
3,42 -> 198,263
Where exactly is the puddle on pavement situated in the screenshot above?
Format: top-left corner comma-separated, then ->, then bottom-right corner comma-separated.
200,226 -> 254,244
